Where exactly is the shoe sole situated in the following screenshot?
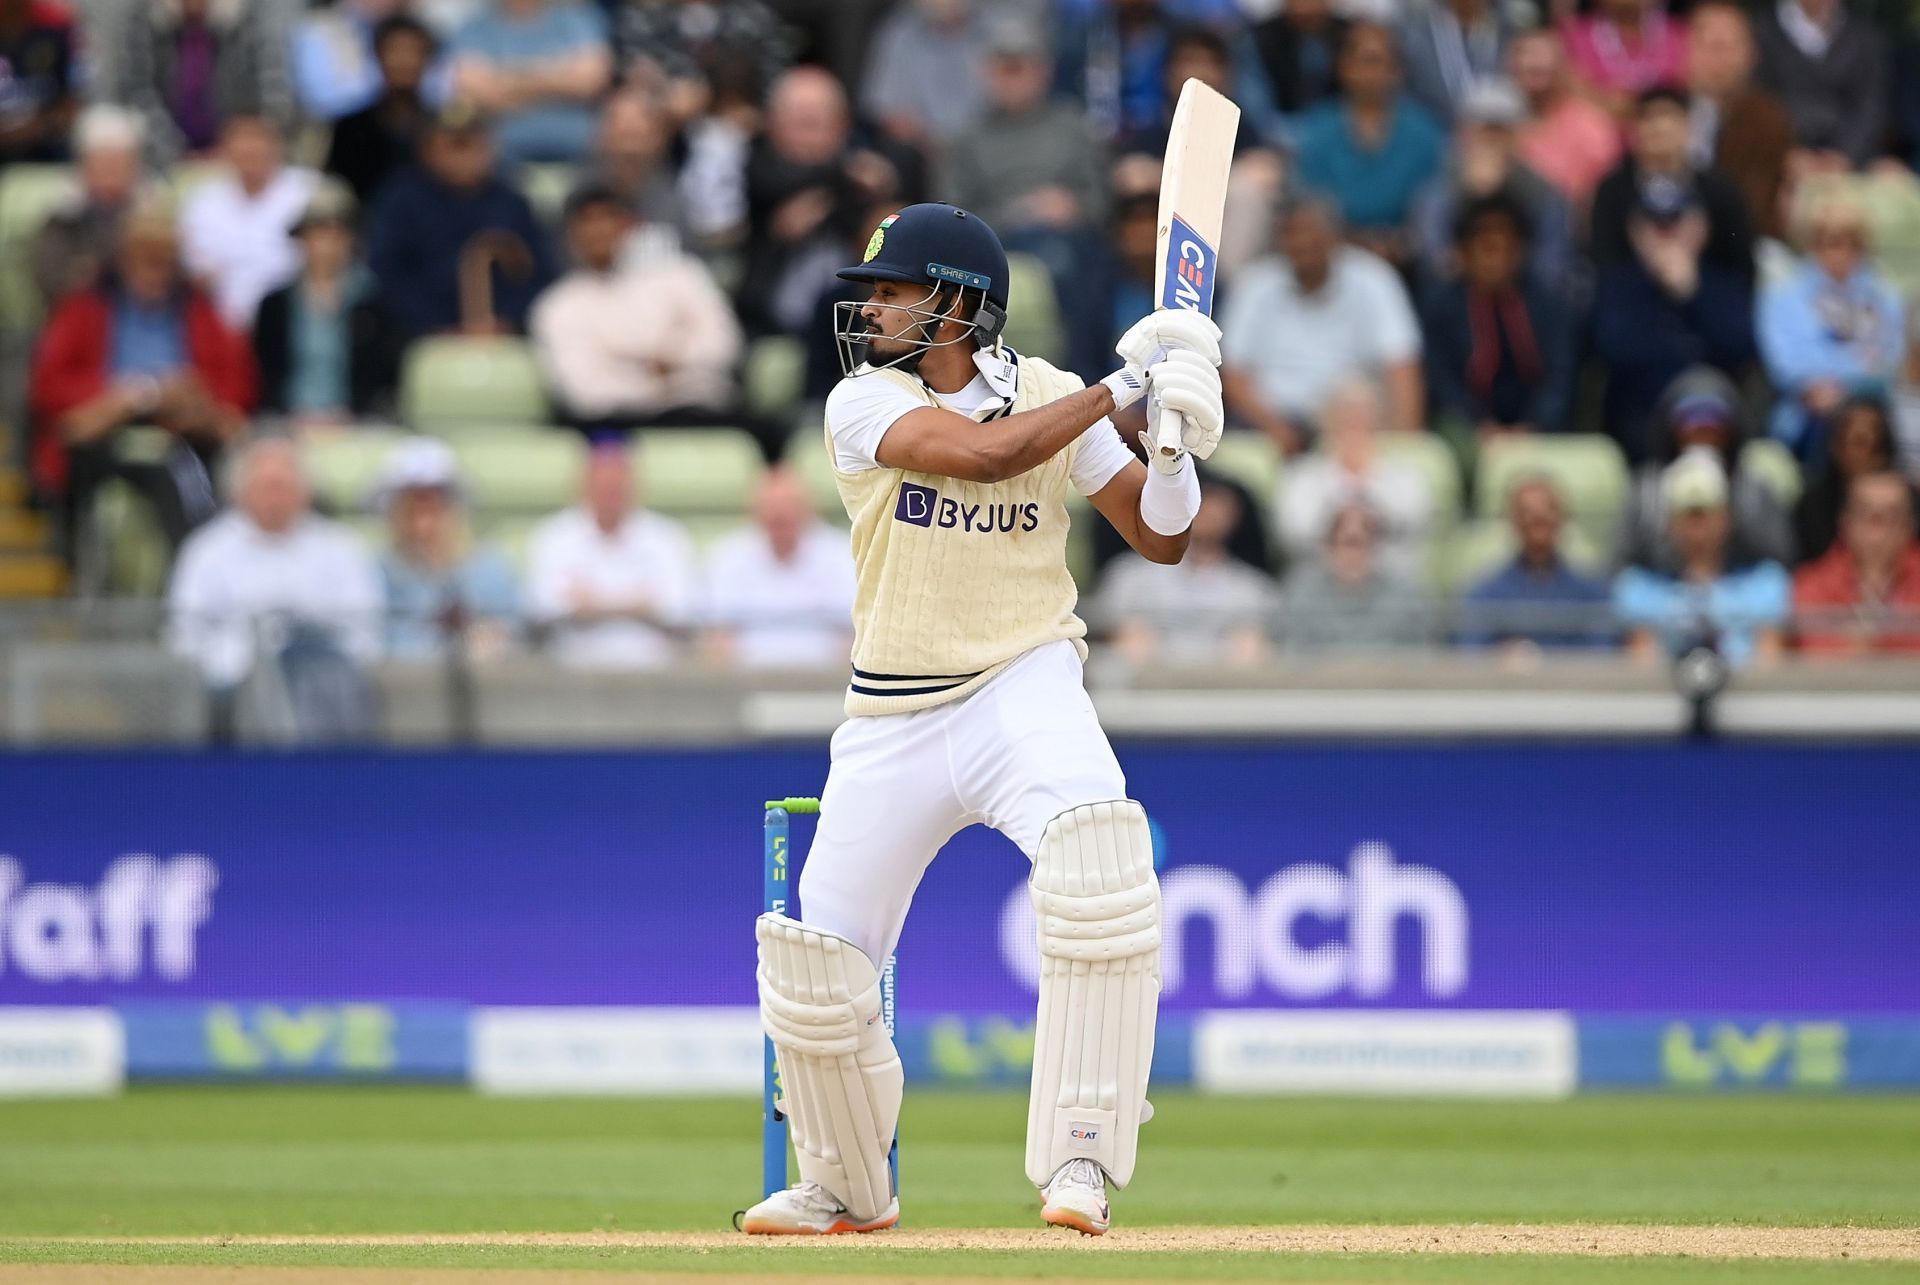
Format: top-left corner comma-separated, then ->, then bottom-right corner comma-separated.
1041,1205 -> 1108,1236
741,1210 -> 900,1236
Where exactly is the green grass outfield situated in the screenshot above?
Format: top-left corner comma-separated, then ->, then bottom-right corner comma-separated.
0,1087 -> 1916,1281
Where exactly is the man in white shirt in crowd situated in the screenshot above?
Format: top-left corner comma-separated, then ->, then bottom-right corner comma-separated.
700,468 -> 855,667
530,182 -> 744,427
179,115 -> 320,330
525,442 -> 696,668
1277,378 -> 1433,572
1219,193 -> 1424,454
168,436 -> 383,693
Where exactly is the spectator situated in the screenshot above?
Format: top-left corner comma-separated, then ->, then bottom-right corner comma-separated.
30,105 -> 150,309
1510,27 -> 1622,209
1559,0 -> 1687,120
168,437 -> 382,740
1219,194 -> 1424,454
1793,470 -> 1920,652
674,51 -> 761,254
179,115 -> 319,330
1281,500 -> 1433,651
741,67 -> 901,336
1249,0 -> 1347,124
1459,475 -> 1615,651
615,0 -> 789,108
1295,22 -> 1445,262
862,0 -> 992,147
1117,25 -> 1250,159
1686,2 -> 1794,243
31,201 -> 253,553
530,183 -> 753,445
1757,190 -> 1904,458
1072,189 -> 1160,392
0,0 -> 75,164
1097,479 -> 1276,666
365,104 -> 556,340
1615,366 -> 1795,572
1590,87 -> 1756,457
1793,395 -> 1918,562
1410,78 -> 1574,293
700,469 -> 856,667
947,21 -> 1112,244
1054,0 -> 1182,144
325,14 -> 440,205
589,88 -> 687,246
293,0 -> 425,122
448,0 -> 612,165
1399,0 -> 1512,126
375,437 -> 521,660
1752,0 -> 1886,172
90,0 -> 294,167
525,444 -> 697,668
1277,378 -> 1432,571
253,179 -> 402,425
1423,193 -> 1575,437
1614,447 -> 1790,668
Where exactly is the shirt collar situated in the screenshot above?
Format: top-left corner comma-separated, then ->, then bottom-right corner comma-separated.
971,344 -> 1019,405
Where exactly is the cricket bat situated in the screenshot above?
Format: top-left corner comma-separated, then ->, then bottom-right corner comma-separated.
1152,78 -> 1240,461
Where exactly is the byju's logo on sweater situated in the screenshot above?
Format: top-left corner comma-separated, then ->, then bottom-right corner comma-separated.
892,482 -> 1041,534
894,482 -> 937,527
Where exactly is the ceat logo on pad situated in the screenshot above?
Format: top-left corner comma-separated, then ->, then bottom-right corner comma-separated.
1069,1124 -> 1099,1146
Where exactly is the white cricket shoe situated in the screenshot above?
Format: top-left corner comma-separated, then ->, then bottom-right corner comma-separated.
1040,1158 -> 1111,1236
739,1181 -> 899,1235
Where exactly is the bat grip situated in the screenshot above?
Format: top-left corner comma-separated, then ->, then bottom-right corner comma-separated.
1153,404 -> 1185,461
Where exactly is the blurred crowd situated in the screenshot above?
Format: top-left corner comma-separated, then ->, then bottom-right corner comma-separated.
6,0 -> 1920,728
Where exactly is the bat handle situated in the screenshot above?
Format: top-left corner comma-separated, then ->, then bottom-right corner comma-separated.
1153,404 -> 1185,461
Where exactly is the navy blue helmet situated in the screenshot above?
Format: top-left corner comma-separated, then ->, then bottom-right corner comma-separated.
833,204 -> 1010,374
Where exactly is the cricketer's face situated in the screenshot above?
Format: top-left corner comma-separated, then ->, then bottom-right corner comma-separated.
856,279 -> 952,361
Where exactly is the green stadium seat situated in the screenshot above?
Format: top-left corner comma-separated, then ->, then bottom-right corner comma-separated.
745,335 -> 807,420
1203,432 -> 1281,499
1380,430 -> 1463,525
517,162 -> 579,226
678,511 -> 749,552
477,513 -> 545,571
1741,438 -> 1803,506
455,432 -> 585,512
301,427 -> 412,515
1001,252 -> 1064,365
401,336 -> 551,431
784,422 -> 844,515
168,160 -> 227,207
0,164 -> 74,332
1438,516 -> 1607,593
634,428 -> 764,514
1476,434 -> 1630,525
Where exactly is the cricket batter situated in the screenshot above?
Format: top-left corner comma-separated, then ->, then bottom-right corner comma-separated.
743,204 -> 1223,1237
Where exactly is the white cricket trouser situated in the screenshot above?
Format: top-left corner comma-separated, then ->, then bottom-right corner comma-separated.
798,639 -> 1127,967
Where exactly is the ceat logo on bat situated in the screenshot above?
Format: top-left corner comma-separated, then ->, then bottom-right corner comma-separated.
1160,213 -> 1216,314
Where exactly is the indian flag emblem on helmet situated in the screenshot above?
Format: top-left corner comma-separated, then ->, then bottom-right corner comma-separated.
863,214 -> 898,264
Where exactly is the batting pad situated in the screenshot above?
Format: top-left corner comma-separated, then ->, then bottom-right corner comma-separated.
756,913 -> 902,1220
1024,800 -> 1161,1188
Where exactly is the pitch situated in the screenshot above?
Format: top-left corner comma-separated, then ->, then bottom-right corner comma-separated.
1,1087 -> 1917,1282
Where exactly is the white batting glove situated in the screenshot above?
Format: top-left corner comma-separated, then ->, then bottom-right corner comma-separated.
1143,348 -> 1224,469
1116,310 -> 1222,368
1098,362 -> 1149,412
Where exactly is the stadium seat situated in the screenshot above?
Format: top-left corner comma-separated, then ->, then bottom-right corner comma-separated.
455,431 -> 585,512
784,423 -> 843,515
168,159 -> 227,207
1741,438 -> 1803,506
1475,434 -> 1630,525
0,164 -> 74,331
302,427 -> 412,515
477,513 -> 544,571
1001,252 -> 1064,365
1203,432 -> 1281,500
401,336 -> 551,432
1438,516 -> 1607,593
634,428 -> 765,514
1380,431 -> 1463,525
745,335 -> 807,420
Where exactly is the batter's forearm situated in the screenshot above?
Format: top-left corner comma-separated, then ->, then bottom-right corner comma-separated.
976,385 -> 1115,482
